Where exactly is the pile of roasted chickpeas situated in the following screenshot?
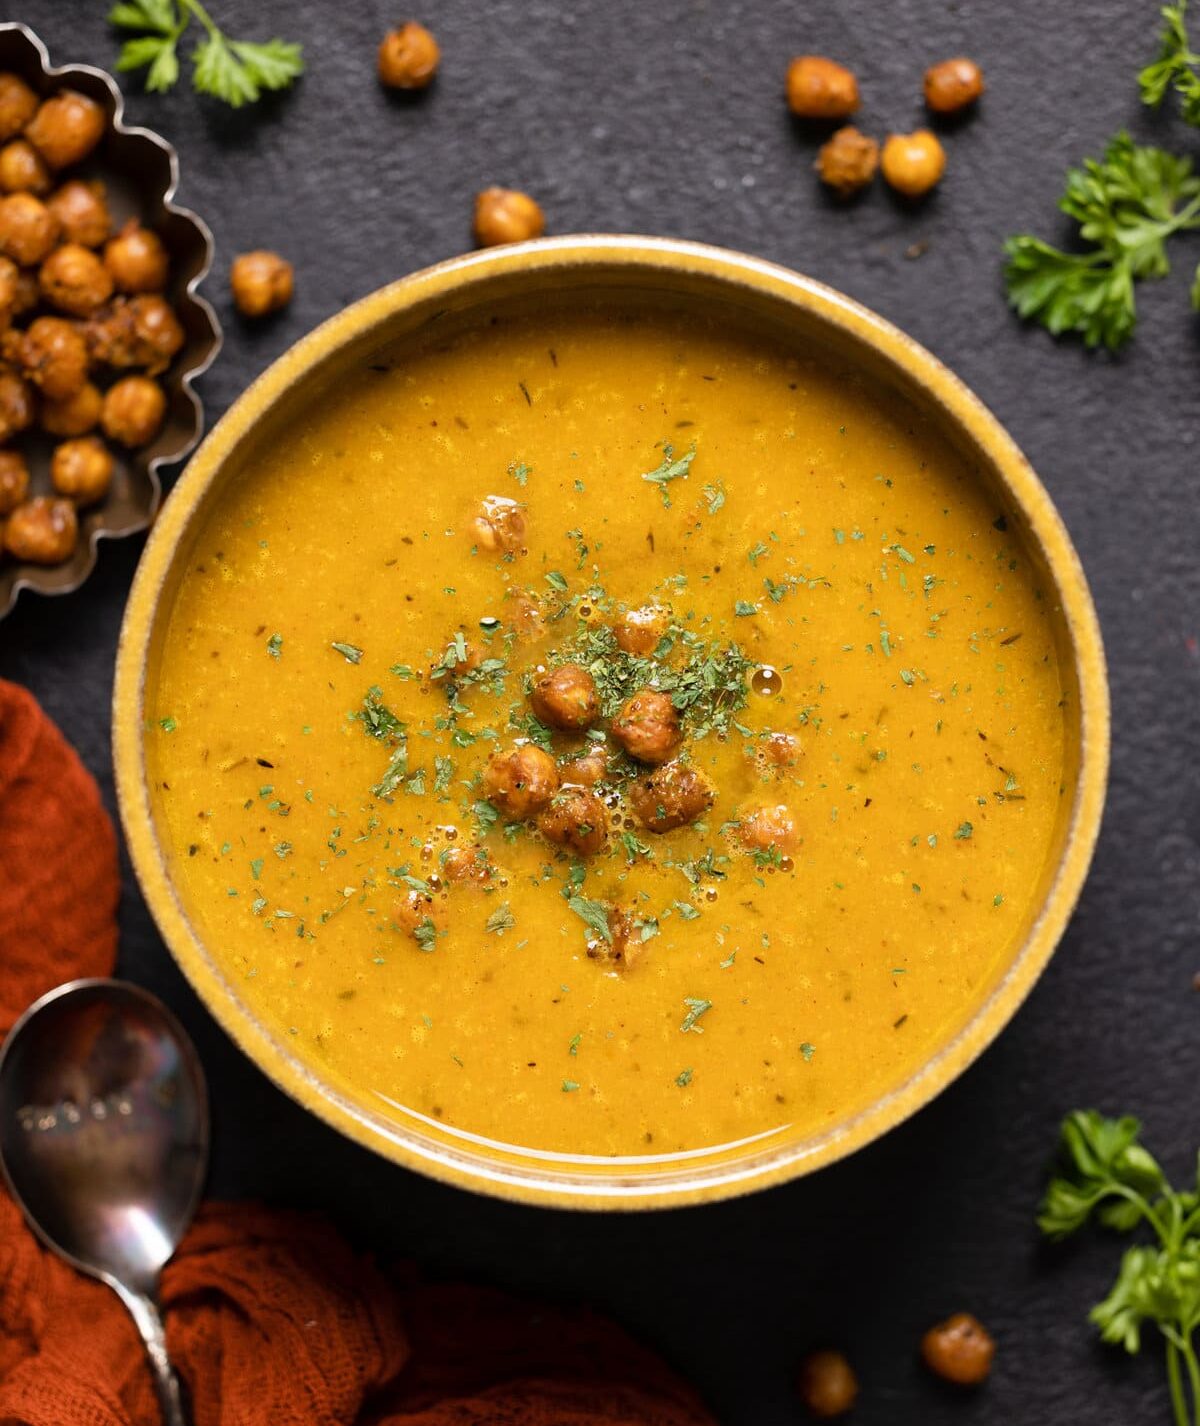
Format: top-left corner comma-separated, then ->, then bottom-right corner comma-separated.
0,72 -> 186,567
786,53 -> 985,199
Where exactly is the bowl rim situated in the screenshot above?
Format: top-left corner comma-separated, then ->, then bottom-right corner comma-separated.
113,234 -> 1110,1209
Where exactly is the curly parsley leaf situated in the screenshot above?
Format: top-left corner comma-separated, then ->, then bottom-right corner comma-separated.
1140,0 -> 1200,125
641,442 -> 696,509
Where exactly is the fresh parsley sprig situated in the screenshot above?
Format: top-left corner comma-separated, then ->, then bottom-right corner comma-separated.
1140,0 -> 1200,126
109,0 -> 303,107
1003,133 -> 1200,348
1040,1111 -> 1200,1426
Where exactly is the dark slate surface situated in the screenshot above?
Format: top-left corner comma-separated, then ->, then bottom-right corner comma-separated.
3,2 -> 1197,1421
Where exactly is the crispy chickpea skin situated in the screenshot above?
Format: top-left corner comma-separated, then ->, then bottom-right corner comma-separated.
483,743 -> 559,819
0,192 -> 61,265
230,249 -> 293,318
537,785 -> 608,856
4,495 -> 77,564
378,22 -> 441,89
47,180 -> 111,248
39,242 -> 113,316
473,187 -> 544,247
530,662 -> 600,731
0,254 -> 18,327
785,56 -> 860,119
25,90 -> 106,170
921,1313 -> 995,1385
104,220 -> 168,294
40,380 -> 102,437
392,888 -> 444,943
737,804 -> 800,854
86,295 -> 184,374
101,374 -> 165,446
0,365 -> 33,441
20,315 -> 88,400
881,129 -> 946,197
439,843 -> 492,885
0,139 -> 51,195
797,1349 -> 858,1418
471,493 -> 526,553
613,603 -> 669,655
924,57 -> 985,114
585,904 -> 644,970
0,73 -> 38,142
628,760 -> 714,833
50,435 -> 113,506
815,126 -> 879,196
0,448 -> 29,514
610,688 -> 681,765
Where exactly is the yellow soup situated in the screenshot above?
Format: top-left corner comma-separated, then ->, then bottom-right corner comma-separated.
149,304 -> 1066,1162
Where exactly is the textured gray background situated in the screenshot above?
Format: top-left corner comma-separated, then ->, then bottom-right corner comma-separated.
3,2 -> 1198,1421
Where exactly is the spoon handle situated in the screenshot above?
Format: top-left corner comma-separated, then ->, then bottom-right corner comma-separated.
111,1282 -> 188,1426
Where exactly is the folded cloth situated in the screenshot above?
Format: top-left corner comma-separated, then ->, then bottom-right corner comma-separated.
0,680 -> 714,1426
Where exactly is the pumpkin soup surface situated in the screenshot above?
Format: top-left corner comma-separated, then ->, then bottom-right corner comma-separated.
149,305 -> 1066,1161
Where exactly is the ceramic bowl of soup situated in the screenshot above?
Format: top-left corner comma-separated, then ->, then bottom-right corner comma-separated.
114,237 -> 1108,1208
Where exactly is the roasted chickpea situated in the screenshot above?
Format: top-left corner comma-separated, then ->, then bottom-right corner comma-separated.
0,139 -> 51,195
46,180 -> 111,248
104,220 -> 168,294
25,89 -> 106,170
39,242 -> 113,316
10,265 -> 36,316
537,786 -> 608,856
0,448 -> 29,514
20,315 -> 88,399
628,760 -> 713,833
392,888 -> 444,944
797,1349 -> 858,1418
0,254 -> 18,327
229,250 -> 293,317
0,73 -> 38,142
473,187 -> 545,247
530,662 -> 599,731
4,495 -> 77,564
736,804 -> 800,854
924,57 -> 985,114
613,603 -> 669,655
921,1313 -> 995,1385
439,844 -> 491,885
50,435 -> 113,506
0,192 -> 60,265
0,365 -> 34,442
881,129 -> 946,197
41,380 -> 102,437
585,903 -> 644,970
610,688 -> 681,765
378,22 -> 441,89
562,745 -> 608,787
483,743 -> 559,819
503,589 -> 544,640
470,493 -> 526,553
101,374 -> 165,446
785,56 -> 860,119
815,126 -> 879,196
758,731 -> 801,772
86,295 -> 184,373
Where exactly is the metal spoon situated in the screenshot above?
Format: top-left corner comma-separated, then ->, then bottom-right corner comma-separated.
0,978 -> 208,1426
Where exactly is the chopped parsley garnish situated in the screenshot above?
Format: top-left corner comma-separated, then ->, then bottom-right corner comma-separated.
356,686 -> 404,741
372,744 -> 410,798
158,715 -> 177,733
413,918 -> 438,952
568,895 -> 612,944
676,1068 -> 694,1087
545,570 -> 569,593
331,641 -> 364,664
568,1033 -> 581,1056
640,442 -> 696,508
433,754 -> 455,794
508,460 -> 532,486
703,481 -> 726,514
800,1042 -> 816,1062
734,600 -> 758,617
485,902 -> 515,935
747,541 -> 769,566
680,997 -> 713,1034
274,841 -> 292,858
954,820 -> 974,840
561,1079 -> 580,1092
266,632 -> 282,659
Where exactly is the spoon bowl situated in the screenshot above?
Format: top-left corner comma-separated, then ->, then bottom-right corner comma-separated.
0,978 -> 208,1423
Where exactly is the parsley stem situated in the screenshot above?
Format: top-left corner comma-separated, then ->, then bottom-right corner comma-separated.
179,0 -> 221,42
1166,1338 -> 1189,1426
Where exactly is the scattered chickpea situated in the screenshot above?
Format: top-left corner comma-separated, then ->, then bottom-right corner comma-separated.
537,785 -> 608,856
25,89 -> 106,170
229,249 -> 293,317
483,743 -> 560,819
392,887 -> 443,942
815,125 -> 879,196
0,139 -> 51,195
39,242 -> 113,316
736,804 -> 800,854
46,180 -> 111,248
629,761 -> 713,833
378,22 -> 441,90
0,254 -> 17,328
610,688 -> 681,765
921,1313 -> 995,1385
0,366 -> 33,442
86,294 -> 184,374
529,662 -> 600,731
0,447 -> 29,514
0,73 -> 38,143
41,381 -> 102,437
0,192 -> 61,265
562,745 -> 608,787
101,374 -> 166,447
613,603 -> 669,655
20,315 -> 88,399
881,129 -> 946,197
797,1349 -> 859,1419
439,844 -> 491,885
4,495 -> 77,564
473,187 -> 544,247
785,56 -> 860,120
10,266 -> 37,316
50,434 -> 114,506
104,220 -> 168,294
470,493 -> 526,553
924,57 -> 985,114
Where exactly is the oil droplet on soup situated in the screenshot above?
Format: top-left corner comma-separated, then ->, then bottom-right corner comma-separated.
148,305 -> 1067,1159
